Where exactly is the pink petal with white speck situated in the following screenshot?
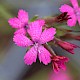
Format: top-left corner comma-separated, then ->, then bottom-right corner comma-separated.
38,45 -> 51,65
59,4 -> 74,15
28,20 -> 44,41
39,28 -> 56,44
8,17 -> 24,28
70,0 -> 79,8
24,46 -> 37,65
14,28 -> 27,35
13,34 -> 33,47
18,9 -> 29,24
67,14 -> 77,27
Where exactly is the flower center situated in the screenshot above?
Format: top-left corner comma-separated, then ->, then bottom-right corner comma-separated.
24,24 -> 29,29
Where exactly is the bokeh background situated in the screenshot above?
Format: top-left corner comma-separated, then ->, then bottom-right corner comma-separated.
0,0 -> 80,80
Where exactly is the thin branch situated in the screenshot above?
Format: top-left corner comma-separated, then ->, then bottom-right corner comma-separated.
43,43 -> 56,56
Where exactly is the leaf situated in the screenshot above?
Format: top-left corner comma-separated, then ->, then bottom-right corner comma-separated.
30,15 -> 39,22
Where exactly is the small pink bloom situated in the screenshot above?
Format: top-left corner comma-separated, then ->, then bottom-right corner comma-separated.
56,40 -> 79,54
51,56 -> 69,73
8,9 -> 29,29
8,9 -> 29,34
13,20 -> 56,65
59,0 -> 80,27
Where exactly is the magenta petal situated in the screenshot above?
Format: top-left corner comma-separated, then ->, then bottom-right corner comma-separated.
59,4 -> 74,15
53,62 -> 60,73
13,34 -> 33,47
77,14 -> 80,25
60,63 -> 66,71
67,14 -> 77,27
24,46 -> 37,65
38,45 -> 51,65
39,28 -> 56,44
27,20 -> 44,41
8,17 -> 24,28
14,28 -> 27,35
18,9 -> 29,24
70,0 -> 79,8
52,56 -> 68,73
37,19 -> 45,26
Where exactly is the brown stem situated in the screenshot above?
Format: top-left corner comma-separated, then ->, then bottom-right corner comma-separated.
54,37 -> 60,42
44,12 -> 70,25
44,17 -> 57,25
43,43 -> 56,56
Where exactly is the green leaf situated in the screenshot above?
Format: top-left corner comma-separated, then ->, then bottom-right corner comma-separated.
30,15 -> 39,22
55,29 -> 66,37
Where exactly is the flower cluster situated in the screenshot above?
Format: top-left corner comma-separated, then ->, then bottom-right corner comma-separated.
60,0 -> 80,27
8,0 -> 80,73
8,9 -> 56,65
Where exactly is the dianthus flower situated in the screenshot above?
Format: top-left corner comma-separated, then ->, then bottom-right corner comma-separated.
13,20 -> 56,65
56,40 -> 79,54
51,56 -> 69,73
60,0 -> 80,27
8,9 -> 44,35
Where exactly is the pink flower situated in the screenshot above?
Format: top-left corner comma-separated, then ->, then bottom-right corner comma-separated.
59,0 -> 80,27
51,56 -> 69,73
8,9 -> 29,35
56,40 -> 79,54
13,20 -> 56,65
8,9 -> 45,35
49,71 -> 72,80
